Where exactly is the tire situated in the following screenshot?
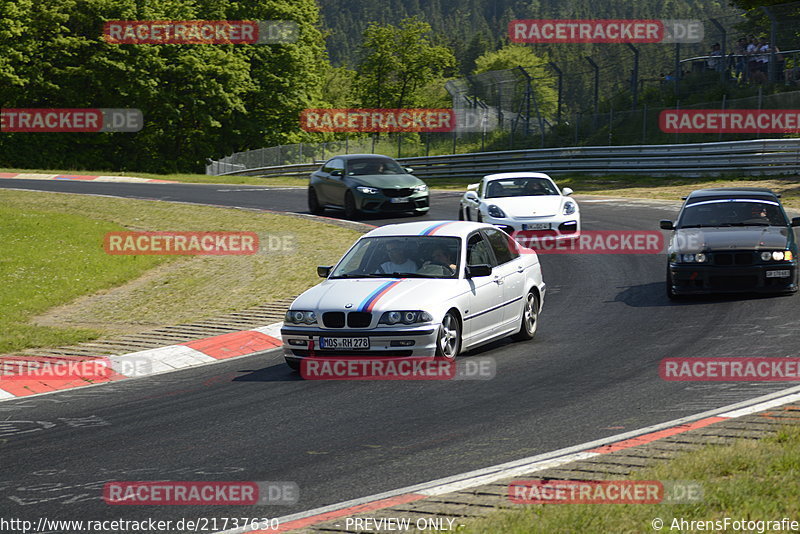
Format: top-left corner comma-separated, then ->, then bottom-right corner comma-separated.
458,206 -> 465,220
308,187 -> 324,215
285,358 -> 301,372
666,267 -> 680,300
435,311 -> 462,360
512,291 -> 539,341
344,191 -> 359,220
476,211 -> 483,223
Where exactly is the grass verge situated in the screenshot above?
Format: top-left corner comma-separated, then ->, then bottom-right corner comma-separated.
0,189 -> 362,353
463,425 -> 800,534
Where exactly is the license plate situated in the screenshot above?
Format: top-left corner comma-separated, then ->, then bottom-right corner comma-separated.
523,223 -> 550,230
390,197 -> 410,203
319,337 -> 370,349
766,270 -> 790,278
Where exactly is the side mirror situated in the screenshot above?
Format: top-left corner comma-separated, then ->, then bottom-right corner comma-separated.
317,265 -> 332,278
465,264 -> 492,278
464,191 -> 479,201
467,183 -> 480,191
562,187 -> 573,196
405,167 -> 414,174
792,217 -> 800,227
660,220 -> 675,230
330,170 -> 343,177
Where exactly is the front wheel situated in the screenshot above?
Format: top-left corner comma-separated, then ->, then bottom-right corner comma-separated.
666,267 -> 680,300
512,291 -> 539,341
476,210 -> 483,223
435,311 -> 462,360
308,187 -> 324,215
458,206 -> 465,220
344,191 -> 359,219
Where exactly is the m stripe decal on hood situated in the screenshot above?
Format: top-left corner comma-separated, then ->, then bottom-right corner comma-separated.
359,280 -> 404,312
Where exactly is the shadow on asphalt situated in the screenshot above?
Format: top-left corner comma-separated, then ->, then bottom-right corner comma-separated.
612,281 -> 793,307
232,363 -> 303,382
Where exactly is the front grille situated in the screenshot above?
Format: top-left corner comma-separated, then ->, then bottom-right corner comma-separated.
709,275 -> 758,289
383,188 -> 414,198
347,312 -> 372,328
714,252 -> 753,266
381,201 -> 414,211
322,312 -> 345,328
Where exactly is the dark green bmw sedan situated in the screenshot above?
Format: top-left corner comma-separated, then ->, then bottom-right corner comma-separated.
307,154 -> 430,219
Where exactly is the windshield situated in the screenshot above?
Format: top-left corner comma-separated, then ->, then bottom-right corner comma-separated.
330,236 -> 461,279
485,177 -> 559,198
347,157 -> 406,176
677,199 -> 788,228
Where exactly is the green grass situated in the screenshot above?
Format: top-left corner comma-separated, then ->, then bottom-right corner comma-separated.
0,189 -> 362,353
463,424 -> 800,533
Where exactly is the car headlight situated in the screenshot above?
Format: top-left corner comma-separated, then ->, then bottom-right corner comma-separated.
284,310 -> 317,325
487,205 -> 506,218
563,201 -> 576,215
413,184 -> 428,193
356,186 -> 379,194
378,310 -> 433,325
674,253 -> 707,263
762,250 -> 793,261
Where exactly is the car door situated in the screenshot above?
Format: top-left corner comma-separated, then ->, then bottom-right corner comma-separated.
463,231 -> 504,345
317,158 -> 345,205
482,228 -> 525,332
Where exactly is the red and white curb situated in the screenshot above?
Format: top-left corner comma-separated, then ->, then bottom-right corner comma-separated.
0,323 -> 283,400
0,172 -> 176,183
216,385 -> 800,534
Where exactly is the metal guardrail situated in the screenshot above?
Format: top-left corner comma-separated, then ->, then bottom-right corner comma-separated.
213,138 -> 800,179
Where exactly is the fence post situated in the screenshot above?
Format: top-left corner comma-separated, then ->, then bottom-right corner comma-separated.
586,56 -> 600,128
642,104 -> 647,144
549,61 -> 563,124
625,43 -> 639,110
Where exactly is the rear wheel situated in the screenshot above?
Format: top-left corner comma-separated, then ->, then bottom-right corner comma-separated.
512,291 -> 539,341
344,191 -> 359,219
435,311 -> 461,360
308,187 -> 324,215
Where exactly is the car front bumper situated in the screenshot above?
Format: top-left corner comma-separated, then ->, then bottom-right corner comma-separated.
281,325 -> 440,363
668,262 -> 798,294
483,214 -> 579,237
355,191 -> 430,213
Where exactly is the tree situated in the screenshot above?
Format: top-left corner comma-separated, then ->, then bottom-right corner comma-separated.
356,17 -> 455,109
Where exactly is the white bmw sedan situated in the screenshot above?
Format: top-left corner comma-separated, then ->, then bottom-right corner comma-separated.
459,172 -> 580,239
281,221 -> 545,370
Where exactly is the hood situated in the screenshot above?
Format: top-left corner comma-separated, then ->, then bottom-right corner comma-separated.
350,173 -> 425,189
292,278 -> 457,315
672,226 -> 790,252
488,196 -> 564,218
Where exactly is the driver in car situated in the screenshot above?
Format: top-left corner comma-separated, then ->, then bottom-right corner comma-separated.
379,240 -> 418,274
419,245 -> 457,275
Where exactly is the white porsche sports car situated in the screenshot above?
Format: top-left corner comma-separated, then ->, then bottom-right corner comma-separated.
458,172 -> 580,239
281,221 -> 545,370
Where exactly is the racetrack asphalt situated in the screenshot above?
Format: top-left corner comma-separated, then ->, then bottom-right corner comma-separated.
1,178 -> 798,531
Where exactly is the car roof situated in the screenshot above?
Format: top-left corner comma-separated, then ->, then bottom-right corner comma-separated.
363,221 -> 491,239
328,154 -> 398,161
484,172 -> 554,181
685,188 -> 781,204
